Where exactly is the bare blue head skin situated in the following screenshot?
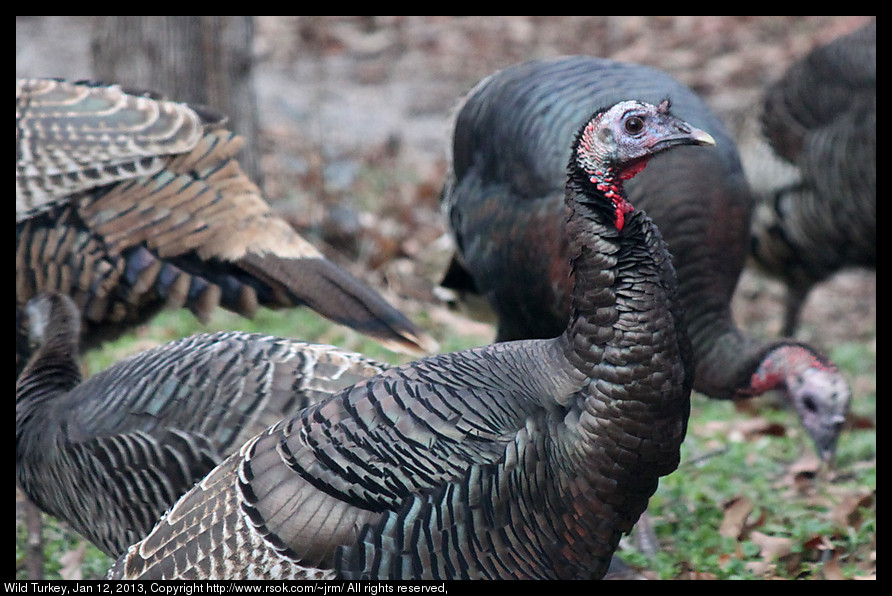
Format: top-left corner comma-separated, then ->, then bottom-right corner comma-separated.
574,99 -> 716,230
748,345 -> 851,463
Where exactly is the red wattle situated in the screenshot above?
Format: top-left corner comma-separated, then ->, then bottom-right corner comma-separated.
613,197 -> 634,230
619,157 -> 651,180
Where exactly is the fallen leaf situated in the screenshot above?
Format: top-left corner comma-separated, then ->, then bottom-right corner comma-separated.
821,551 -> 846,580
719,496 -> 753,539
830,491 -> 875,529
744,559 -> 775,577
750,531 -> 794,561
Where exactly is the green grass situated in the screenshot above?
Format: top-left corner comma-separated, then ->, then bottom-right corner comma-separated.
16,307 -> 876,580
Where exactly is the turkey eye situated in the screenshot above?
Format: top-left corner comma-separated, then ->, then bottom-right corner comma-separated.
625,116 -> 645,134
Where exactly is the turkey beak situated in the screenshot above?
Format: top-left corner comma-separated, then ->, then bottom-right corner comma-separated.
651,126 -> 716,151
688,128 -> 716,147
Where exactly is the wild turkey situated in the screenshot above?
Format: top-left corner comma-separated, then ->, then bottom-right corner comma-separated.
440,56 -> 850,462
747,21 -> 876,336
16,78 -> 435,378
16,291 -> 390,557
109,99 -> 709,580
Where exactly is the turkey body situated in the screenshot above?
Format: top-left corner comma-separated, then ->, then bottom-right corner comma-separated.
109,99 -> 708,579
16,79 -> 434,378
16,292 -> 390,557
748,21 -> 876,335
441,56 -> 850,460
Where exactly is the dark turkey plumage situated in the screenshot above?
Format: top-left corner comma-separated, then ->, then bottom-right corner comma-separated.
16,291 -> 390,557
440,55 -> 850,461
747,21 -> 876,335
109,99 -> 708,579
16,78 -> 435,378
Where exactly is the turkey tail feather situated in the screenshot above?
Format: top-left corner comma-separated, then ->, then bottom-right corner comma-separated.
237,252 -> 437,354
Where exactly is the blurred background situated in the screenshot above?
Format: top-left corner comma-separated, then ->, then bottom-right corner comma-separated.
16,16 -> 875,580
15,17 -> 876,346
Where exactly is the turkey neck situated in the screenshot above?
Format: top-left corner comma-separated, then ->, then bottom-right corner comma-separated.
558,174 -> 689,389
16,298 -> 83,451
541,171 -> 690,575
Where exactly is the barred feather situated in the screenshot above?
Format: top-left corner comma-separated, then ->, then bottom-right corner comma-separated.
16,292 -> 389,557
16,79 -> 436,379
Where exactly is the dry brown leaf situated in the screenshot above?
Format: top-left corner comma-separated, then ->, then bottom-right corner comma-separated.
777,451 -> 823,495
751,531 -> 794,561
830,491 -> 875,529
719,496 -> 753,539
803,534 -> 835,553
821,554 -> 846,580
744,559 -> 775,577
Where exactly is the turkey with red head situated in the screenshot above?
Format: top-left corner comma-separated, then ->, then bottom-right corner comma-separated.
110,99 -> 709,579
